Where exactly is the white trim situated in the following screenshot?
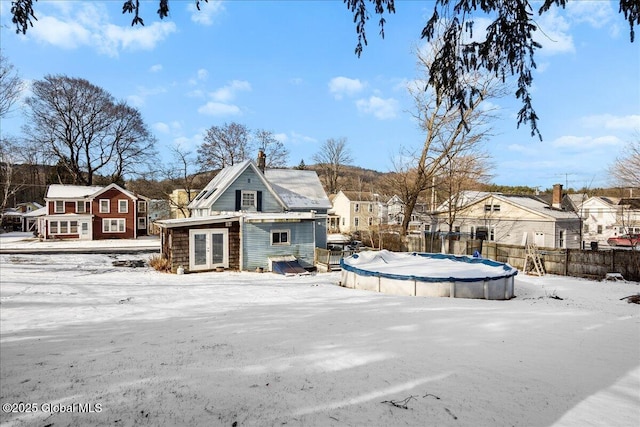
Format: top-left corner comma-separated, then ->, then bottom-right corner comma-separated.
99,199 -> 110,213
102,218 -> 126,233
118,199 -> 128,213
271,229 -> 290,246
54,200 -> 64,213
189,228 -> 229,271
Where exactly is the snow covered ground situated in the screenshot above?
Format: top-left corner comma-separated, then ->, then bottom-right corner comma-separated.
0,243 -> 639,426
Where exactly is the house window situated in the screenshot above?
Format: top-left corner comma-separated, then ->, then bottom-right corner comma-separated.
454,226 -> 461,233
103,218 -> 126,233
489,227 -> 495,241
118,199 -> 128,213
493,205 -> 501,212
49,220 -> 77,234
138,201 -> 147,213
354,203 -> 360,213
368,217 -> 373,226
342,218 -> 345,226
100,199 -> 110,213
584,224 -> 589,233
368,204 -> 373,213
76,201 -> 86,213
271,230 -> 289,245
470,226 -> 475,239
354,217 -> 359,227
242,191 -> 256,209
55,200 -> 64,213
484,204 -> 492,212
597,225 -> 603,234
138,217 -> 147,230
559,230 -> 565,248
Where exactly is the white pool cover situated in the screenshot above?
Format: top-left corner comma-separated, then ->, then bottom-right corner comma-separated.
340,250 -> 518,300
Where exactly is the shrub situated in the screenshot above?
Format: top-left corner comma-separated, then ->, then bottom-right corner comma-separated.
148,255 -> 171,273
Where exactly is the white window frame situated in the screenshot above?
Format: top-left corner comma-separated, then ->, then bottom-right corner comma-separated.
271,229 -> 290,246
118,199 -> 128,213
54,200 -> 64,213
50,220 -> 58,234
138,200 -> 147,213
354,203 -> 360,213
137,216 -> 147,230
76,201 -> 86,213
102,218 -> 126,233
241,190 -> 257,210
99,199 -> 110,213
354,217 -> 359,227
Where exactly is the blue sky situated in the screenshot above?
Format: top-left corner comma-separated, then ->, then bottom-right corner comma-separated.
1,0 -> 638,191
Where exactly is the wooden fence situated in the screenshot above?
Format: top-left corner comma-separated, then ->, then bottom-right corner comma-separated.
405,235 -> 639,282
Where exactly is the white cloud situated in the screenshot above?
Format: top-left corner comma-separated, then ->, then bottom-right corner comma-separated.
552,135 -> 621,150
534,9 -> 575,56
290,131 -> 317,144
356,96 -> 399,120
25,3 -> 176,57
210,80 -> 252,102
328,77 -> 365,100
580,114 -> 640,131
149,64 -> 163,73
188,0 -> 225,26
154,122 -> 171,134
565,1 -> 616,29
273,133 -> 289,143
188,69 -> 209,86
198,102 -> 241,116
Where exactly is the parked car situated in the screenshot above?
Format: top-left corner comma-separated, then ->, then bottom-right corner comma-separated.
607,234 -> 640,247
347,240 -> 364,251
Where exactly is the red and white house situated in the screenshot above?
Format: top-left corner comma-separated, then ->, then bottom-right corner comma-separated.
42,183 -> 149,240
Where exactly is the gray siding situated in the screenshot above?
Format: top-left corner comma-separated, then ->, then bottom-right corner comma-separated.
211,168 -> 283,213
242,220 -> 316,271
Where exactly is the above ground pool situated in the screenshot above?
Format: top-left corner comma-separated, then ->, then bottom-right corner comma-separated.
340,250 -> 518,300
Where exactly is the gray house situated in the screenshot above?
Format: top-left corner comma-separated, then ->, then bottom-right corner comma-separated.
157,153 -> 331,273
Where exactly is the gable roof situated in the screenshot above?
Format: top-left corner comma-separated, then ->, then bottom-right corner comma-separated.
443,192 -> 578,220
90,183 -> 138,201
188,160 -> 286,211
265,169 -> 331,210
46,184 -> 104,199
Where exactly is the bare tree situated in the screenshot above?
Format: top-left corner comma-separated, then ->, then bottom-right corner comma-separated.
0,52 -> 24,119
312,137 -> 353,195
389,42 -> 504,235
23,75 -> 157,186
438,150 -> 494,235
0,138 -> 24,218
253,129 -> 289,168
197,122 -> 250,171
165,145 -> 201,218
609,133 -> 640,188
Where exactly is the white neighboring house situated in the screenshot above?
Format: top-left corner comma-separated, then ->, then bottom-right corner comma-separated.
432,185 -> 582,249
328,191 -> 386,235
575,196 -> 640,248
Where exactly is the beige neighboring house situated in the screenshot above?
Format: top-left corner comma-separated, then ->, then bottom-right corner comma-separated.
169,189 -> 200,219
433,184 -> 582,249
328,191 -> 386,235
573,196 -> 640,248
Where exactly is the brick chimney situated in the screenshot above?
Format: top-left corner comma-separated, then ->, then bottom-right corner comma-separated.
552,183 -> 563,209
257,150 -> 266,173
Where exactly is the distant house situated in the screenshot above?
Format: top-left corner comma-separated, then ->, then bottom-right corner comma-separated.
328,191 -> 386,235
156,152 -> 331,273
571,195 -> 640,248
433,184 -> 582,249
169,189 -> 200,219
42,183 -> 149,240
385,195 -> 432,233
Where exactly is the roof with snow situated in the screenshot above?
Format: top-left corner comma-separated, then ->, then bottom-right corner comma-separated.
46,184 -> 104,199
265,169 -> 331,210
189,160 -> 330,211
